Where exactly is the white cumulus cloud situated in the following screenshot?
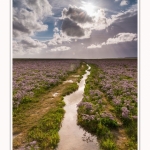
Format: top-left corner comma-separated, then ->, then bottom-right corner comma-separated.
87,33 -> 137,49
13,37 -> 48,56
106,33 -> 137,44
50,46 -> 71,52
48,31 -> 72,46
120,0 -> 129,6
20,37 -> 47,49
13,41 -> 24,55
87,44 -> 102,49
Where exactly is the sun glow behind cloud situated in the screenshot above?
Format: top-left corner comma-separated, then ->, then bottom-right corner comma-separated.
80,1 -> 97,16
13,0 -> 137,58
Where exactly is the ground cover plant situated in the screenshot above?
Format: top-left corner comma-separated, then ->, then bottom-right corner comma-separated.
13,59 -> 137,150
77,59 -> 137,150
13,59 -> 88,149
13,59 -> 81,108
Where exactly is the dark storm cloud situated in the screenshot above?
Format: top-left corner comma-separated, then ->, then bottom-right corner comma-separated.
62,18 -> 85,37
62,6 -> 93,24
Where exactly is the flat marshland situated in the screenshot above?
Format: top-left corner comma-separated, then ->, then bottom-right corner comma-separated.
13,59 -> 137,150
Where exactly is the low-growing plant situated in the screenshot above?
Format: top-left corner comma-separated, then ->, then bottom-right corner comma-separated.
13,61 -> 87,149
100,118 -> 118,128
77,60 -> 137,150
101,138 -> 117,150
62,83 -> 78,96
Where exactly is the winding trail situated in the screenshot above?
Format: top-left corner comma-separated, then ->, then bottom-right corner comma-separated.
56,65 -> 99,150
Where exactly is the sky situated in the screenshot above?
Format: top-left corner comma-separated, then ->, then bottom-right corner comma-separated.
13,0 -> 138,58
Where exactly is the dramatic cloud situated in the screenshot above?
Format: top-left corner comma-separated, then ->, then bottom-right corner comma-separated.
120,0 -> 129,6
61,18 -> 85,37
62,6 -> 93,24
49,46 -> 71,52
13,0 -> 137,58
13,0 -> 52,38
59,6 -> 108,39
